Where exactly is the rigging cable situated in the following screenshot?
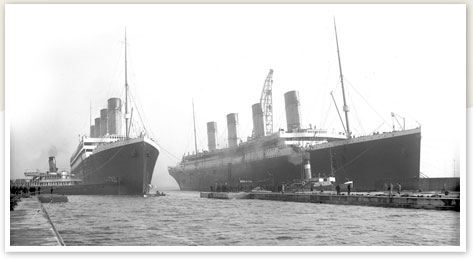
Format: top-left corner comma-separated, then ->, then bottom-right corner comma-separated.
346,83 -> 365,135
343,76 -> 390,129
121,56 -> 182,161
333,141 -> 377,174
321,79 -> 339,130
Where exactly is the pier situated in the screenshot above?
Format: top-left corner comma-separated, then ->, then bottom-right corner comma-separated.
201,191 -> 460,211
37,194 -> 69,203
200,192 -> 249,199
10,197 -> 65,246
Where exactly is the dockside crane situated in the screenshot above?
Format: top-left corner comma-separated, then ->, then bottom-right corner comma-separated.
260,69 -> 274,136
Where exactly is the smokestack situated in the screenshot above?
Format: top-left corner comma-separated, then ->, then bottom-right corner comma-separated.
94,118 -> 101,137
90,125 -> 95,138
284,90 -> 302,133
207,122 -> 218,151
48,156 -> 57,173
252,103 -> 265,138
227,113 -> 239,148
304,160 -> 312,180
100,108 -> 108,137
48,146 -> 58,157
107,98 -> 122,135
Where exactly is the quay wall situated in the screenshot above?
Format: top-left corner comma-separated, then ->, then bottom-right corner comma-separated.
247,192 -> 460,211
10,197 -> 65,246
374,177 -> 460,192
418,177 -> 460,192
200,192 -> 460,211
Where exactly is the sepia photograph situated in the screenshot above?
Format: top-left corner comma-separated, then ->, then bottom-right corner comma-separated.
5,4 -> 465,251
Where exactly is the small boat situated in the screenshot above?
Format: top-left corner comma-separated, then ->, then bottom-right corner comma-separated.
250,186 -> 272,193
304,176 -> 336,187
144,191 -> 166,197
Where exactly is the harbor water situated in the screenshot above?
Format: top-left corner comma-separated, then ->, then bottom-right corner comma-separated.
44,191 -> 460,246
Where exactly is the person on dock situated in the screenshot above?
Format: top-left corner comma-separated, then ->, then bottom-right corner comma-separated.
389,183 -> 393,197
347,183 -> 351,196
336,185 -> 341,195
397,183 -> 402,196
441,183 -> 449,195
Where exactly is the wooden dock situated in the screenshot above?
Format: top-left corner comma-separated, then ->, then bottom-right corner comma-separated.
201,191 -> 460,211
10,197 -> 65,246
37,194 -> 68,203
200,192 -> 250,199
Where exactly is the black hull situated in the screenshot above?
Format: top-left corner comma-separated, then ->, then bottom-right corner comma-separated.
69,138 -> 159,195
169,129 -> 421,192
308,130 -> 421,191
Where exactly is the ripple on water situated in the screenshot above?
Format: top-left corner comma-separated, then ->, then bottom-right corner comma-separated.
276,235 -> 294,241
45,191 -> 460,246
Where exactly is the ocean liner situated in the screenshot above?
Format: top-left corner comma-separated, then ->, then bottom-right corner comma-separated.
67,32 -> 160,195
169,22 -> 421,192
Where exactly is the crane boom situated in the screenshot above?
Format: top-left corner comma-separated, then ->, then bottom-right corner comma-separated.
260,69 -> 274,136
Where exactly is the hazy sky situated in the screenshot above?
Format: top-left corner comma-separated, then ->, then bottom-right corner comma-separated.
6,4 -> 465,189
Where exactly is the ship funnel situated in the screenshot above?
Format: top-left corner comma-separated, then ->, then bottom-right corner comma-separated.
284,90 -> 302,133
304,160 -> 312,180
207,122 -> 218,151
94,118 -> 101,137
107,98 -> 122,135
48,156 -> 58,173
90,125 -> 95,138
252,103 -> 265,138
100,108 -> 108,137
227,113 -> 239,148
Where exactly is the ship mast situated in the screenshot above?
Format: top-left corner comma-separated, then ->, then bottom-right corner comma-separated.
334,18 -> 351,139
125,29 -> 130,139
89,101 -> 92,136
192,99 -> 198,154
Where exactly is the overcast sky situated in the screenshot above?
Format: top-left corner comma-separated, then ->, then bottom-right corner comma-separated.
6,4 -> 465,189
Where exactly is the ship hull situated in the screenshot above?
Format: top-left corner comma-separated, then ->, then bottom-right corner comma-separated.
308,129 -> 421,191
170,154 -> 304,192
169,129 -> 421,192
66,137 -> 159,195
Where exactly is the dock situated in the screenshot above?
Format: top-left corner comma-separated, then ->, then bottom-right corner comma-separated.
10,197 -> 65,246
200,192 -> 249,199
37,194 -> 69,203
201,191 -> 460,211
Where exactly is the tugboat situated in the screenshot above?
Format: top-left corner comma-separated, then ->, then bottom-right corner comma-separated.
23,156 -> 82,194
